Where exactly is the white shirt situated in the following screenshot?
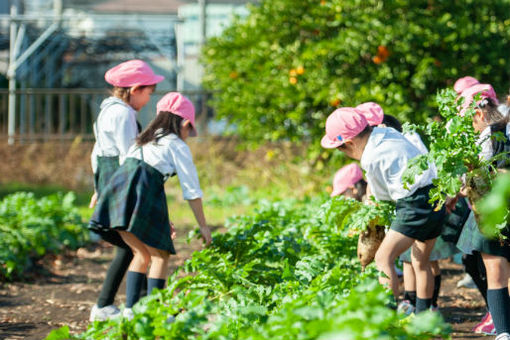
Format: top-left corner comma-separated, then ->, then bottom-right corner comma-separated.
127,133 -> 203,200
91,97 -> 138,173
403,132 -> 428,155
360,127 -> 436,202
477,126 -> 493,161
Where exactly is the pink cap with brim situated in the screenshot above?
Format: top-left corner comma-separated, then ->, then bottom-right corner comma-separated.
157,92 -> 198,137
356,102 -> 384,126
321,107 -> 368,149
331,163 -> 364,197
458,84 -> 499,116
454,76 -> 479,94
105,60 -> 164,87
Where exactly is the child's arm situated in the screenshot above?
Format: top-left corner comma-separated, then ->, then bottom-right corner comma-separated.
187,198 -> 212,245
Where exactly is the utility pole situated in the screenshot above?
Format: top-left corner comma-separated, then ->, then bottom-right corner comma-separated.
8,0 -> 19,145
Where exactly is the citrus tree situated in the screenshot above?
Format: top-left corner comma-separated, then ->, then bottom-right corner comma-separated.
202,0 -> 510,149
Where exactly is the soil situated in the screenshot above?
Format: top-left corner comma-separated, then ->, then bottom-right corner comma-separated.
0,246 -> 491,340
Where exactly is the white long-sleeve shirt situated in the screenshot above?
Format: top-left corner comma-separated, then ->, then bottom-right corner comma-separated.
91,97 -> 138,173
360,127 -> 436,202
127,133 -> 203,200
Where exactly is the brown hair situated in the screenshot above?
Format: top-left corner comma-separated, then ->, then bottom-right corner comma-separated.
478,97 -> 507,125
111,84 -> 157,105
136,111 -> 184,146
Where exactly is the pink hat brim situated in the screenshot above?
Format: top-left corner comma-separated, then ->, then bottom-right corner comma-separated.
143,74 -> 165,86
321,134 -> 343,149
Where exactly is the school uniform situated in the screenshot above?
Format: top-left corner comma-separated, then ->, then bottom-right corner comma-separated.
90,133 -> 203,254
91,97 -> 139,195
360,127 -> 446,241
462,125 -> 510,261
90,97 -> 140,247
399,133 -> 468,262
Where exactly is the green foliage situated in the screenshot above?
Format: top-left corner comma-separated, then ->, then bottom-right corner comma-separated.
0,192 -> 88,281
402,88 -> 496,208
55,197 -> 449,340
478,172 -> 510,238
202,0 -> 510,150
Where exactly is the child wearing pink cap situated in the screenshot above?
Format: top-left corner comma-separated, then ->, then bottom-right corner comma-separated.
453,89 -> 510,340
89,59 -> 164,321
330,163 -> 366,200
321,107 -> 445,313
89,92 -> 212,320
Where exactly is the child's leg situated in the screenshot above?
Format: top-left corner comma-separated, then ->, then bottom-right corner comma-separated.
431,260 -> 441,308
375,230 -> 415,300
146,245 -> 170,295
96,245 -> 133,307
482,253 -> 510,335
118,231 -> 151,308
411,238 -> 437,313
463,252 -> 488,304
403,261 -> 417,305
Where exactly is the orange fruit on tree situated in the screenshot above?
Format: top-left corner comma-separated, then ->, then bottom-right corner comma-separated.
372,56 -> 382,64
289,69 -> 297,76
289,76 -> 298,85
330,98 -> 341,106
296,66 -> 305,75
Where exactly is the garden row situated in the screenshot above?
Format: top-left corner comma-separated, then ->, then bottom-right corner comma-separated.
0,192 -> 88,281
48,196 -> 449,340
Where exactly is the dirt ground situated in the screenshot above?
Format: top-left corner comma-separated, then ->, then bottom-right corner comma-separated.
0,245 -> 491,340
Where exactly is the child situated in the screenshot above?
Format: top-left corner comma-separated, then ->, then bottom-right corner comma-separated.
321,107 -> 445,313
356,102 -> 466,314
330,163 -> 366,201
89,60 -> 164,321
456,90 -> 510,340
89,92 -> 212,320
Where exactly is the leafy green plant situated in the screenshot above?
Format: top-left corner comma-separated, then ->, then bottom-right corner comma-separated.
0,192 -> 88,281
202,0 -> 510,151
478,172 -> 510,239
49,197 -> 449,340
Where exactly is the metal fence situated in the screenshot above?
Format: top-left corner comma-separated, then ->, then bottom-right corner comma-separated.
0,88 -> 208,142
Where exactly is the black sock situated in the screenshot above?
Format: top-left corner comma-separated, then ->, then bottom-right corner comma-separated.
432,275 -> 441,308
404,291 -> 417,306
147,278 -> 166,295
140,275 -> 148,297
125,271 -> 146,308
463,252 -> 488,305
415,298 -> 432,313
487,288 -> 510,335
97,246 -> 133,308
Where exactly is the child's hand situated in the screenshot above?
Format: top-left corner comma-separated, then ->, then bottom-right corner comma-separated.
89,192 -> 98,208
170,222 -> 177,240
200,226 -> 212,246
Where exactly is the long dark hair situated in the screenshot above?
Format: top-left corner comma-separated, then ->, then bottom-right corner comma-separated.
478,97 -> 508,126
136,111 -> 184,146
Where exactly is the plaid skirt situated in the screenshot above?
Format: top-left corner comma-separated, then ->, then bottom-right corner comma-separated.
94,156 -> 120,196
89,158 -> 176,254
456,212 -> 510,261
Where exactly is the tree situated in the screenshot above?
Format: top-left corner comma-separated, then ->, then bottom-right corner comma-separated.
202,0 -> 510,149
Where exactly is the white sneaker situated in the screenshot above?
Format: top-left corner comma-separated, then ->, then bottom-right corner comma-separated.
89,304 -> 121,322
456,273 -> 476,288
397,300 -> 415,316
123,307 -> 134,321
496,333 -> 510,340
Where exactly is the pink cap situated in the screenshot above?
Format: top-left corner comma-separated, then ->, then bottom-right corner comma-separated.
453,76 -> 479,94
331,163 -> 364,197
321,107 -> 368,149
105,60 -> 164,87
157,92 -> 197,137
356,102 -> 384,126
458,84 -> 499,116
